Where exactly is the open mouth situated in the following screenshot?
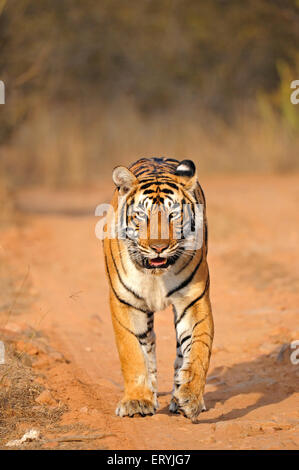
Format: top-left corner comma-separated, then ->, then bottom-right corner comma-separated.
148,257 -> 168,268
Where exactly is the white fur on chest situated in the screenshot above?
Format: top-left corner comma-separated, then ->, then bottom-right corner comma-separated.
123,251 -> 179,312
128,264 -> 171,311
140,274 -> 170,312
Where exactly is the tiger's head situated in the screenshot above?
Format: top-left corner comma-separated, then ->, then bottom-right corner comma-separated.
112,158 -> 203,271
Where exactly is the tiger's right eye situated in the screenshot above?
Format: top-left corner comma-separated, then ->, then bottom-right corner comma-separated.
135,210 -> 147,221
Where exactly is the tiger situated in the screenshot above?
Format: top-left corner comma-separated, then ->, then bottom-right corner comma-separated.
103,156 -> 213,421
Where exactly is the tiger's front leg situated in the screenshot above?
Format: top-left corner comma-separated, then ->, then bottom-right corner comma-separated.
110,292 -> 158,417
170,277 -> 214,420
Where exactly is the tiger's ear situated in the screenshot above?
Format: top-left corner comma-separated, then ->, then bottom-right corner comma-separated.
175,160 -> 197,189
112,166 -> 137,195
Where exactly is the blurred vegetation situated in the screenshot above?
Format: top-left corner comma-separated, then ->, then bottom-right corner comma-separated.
0,0 -> 299,189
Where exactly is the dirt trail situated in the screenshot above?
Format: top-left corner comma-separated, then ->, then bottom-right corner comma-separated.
1,174 -> 299,449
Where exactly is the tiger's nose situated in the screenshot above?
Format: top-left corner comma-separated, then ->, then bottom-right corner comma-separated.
150,242 -> 169,253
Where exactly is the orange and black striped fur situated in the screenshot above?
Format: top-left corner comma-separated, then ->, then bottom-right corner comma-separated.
103,157 -> 213,420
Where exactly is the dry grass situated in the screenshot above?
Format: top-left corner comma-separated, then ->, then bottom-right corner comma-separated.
1,99 -> 298,190
0,342 -> 64,443
0,255 -> 65,446
0,337 -> 68,450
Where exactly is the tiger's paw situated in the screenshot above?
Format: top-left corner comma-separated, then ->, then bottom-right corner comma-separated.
169,389 -> 206,421
116,398 -> 156,417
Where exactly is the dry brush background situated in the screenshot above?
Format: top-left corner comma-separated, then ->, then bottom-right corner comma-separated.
0,0 -> 299,202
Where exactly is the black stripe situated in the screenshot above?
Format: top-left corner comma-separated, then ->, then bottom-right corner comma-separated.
178,329 -> 189,343
137,322 -> 154,341
109,240 -> 144,301
204,221 -> 208,254
137,177 -> 155,183
112,314 -> 137,338
140,182 -> 159,190
182,340 -> 192,355
113,313 -> 151,342
104,254 -> 150,314
161,188 -> 174,194
143,189 -> 155,194
197,182 -> 206,207
180,335 -> 191,347
192,318 -> 209,332
167,250 -> 203,297
175,274 -> 210,326
135,169 -> 150,177
116,238 -> 127,274
164,182 -> 178,190
175,249 -> 196,275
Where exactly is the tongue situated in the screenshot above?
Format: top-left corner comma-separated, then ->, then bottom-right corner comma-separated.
149,257 -> 167,267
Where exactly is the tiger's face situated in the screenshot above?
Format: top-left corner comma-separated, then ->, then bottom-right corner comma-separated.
126,193 -> 186,270
113,159 -> 202,271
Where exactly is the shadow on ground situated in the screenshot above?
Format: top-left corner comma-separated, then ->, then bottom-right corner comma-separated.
159,348 -> 298,423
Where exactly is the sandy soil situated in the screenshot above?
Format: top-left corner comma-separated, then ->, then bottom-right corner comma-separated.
0,174 -> 298,450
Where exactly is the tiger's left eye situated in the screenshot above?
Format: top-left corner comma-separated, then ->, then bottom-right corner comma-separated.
169,206 -> 181,220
